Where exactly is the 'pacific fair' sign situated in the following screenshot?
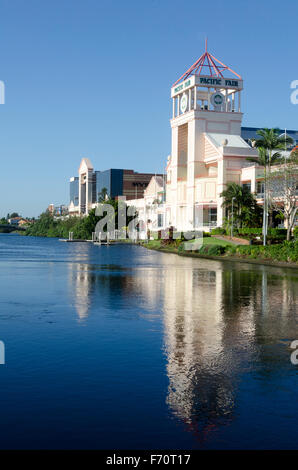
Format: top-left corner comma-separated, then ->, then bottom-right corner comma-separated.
171,75 -> 243,97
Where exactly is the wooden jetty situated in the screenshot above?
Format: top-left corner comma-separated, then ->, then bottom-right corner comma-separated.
59,239 -> 88,243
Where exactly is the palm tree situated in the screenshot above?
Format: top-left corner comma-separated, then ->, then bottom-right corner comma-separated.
250,128 -> 293,172
98,187 -> 108,202
247,128 -> 293,245
220,183 -> 259,232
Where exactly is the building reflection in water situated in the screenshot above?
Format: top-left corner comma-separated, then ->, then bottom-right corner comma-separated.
162,261 -> 297,441
69,263 -> 92,320
67,252 -> 297,440
68,262 -> 136,321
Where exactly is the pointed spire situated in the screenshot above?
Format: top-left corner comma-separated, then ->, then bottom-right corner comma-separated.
172,41 -> 242,87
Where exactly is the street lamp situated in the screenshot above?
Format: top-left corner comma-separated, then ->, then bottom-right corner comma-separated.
231,197 -> 236,238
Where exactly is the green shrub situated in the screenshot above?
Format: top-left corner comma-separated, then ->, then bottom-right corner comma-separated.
234,227 -> 287,243
225,245 -> 237,255
232,241 -> 298,262
178,243 -> 185,253
267,228 -> 287,241
211,227 -> 226,235
161,238 -> 182,248
176,239 -> 298,262
199,244 -> 226,256
236,228 -> 262,236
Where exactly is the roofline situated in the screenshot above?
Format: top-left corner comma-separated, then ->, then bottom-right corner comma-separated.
241,126 -> 298,133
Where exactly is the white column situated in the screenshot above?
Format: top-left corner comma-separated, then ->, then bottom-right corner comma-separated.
86,171 -> 89,215
207,87 -> 210,110
194,86 -> 197,110
232,92 -> 235,112
78,174 -> 82,215
189,88 -> 192,111
217,158 -> 227,226
172,98 -> 175,118
177,95 -> 180,116
238,90 -> 241,112
225,89 -> 228,112
251,166 -> 256,193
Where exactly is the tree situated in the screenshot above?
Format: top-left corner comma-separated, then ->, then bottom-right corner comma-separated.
248,128 -> 293,244
268,152 -> 298,240
25,212 -> 56,236
97,187 -> 108,202
10,212 -> 19,218
246,147 -> 278,244
220,183 -> 261,229
251,128 -> 293,166
25,200 -> 138,240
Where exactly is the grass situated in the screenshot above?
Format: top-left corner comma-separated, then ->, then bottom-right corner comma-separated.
143,236 -> 235,251
189,236 -> 235,247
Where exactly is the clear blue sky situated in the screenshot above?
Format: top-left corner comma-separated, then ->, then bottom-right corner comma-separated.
1,0 -> 297,217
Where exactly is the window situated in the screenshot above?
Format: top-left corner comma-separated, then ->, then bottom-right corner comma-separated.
209,208 -> 217,225
257,181 -> 265,195
157,214 -> 164,228
242,182 -> 251,192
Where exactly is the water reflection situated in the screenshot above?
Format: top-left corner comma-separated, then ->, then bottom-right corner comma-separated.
164,263 -> 297,442
67,249 -> 298,442
69,263 -> 92,320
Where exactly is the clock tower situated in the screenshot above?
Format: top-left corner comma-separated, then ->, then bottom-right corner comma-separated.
165,42 -> 257,231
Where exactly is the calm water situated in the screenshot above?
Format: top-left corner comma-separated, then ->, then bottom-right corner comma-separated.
0,233 -> 297,449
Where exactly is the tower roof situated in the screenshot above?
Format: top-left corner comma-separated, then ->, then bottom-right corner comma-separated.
79,157 -> 93,173
172,40 -> 242,87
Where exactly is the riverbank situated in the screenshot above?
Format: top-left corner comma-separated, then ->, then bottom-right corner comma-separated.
139,239 -> 298,269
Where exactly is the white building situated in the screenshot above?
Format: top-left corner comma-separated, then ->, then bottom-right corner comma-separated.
127,175 -> 166,234
165,45 -> 260,232
129,45 -> 296,235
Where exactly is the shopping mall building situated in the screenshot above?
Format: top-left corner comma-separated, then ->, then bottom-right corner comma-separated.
127,45 -> 297,233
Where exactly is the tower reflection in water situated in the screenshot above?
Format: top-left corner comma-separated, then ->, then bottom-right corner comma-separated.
68,252 -> 297,441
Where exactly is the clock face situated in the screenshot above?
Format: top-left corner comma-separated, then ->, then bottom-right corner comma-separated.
180,93 -> 188,113
211,92 -> 224,107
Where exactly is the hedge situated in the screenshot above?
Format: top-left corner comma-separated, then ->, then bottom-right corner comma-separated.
225,240 -> 298,262
198,244 -> 226,256
179,240 -> 298,263
211,227 -> 226,235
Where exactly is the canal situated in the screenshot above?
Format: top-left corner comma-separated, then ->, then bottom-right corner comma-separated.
0,233 -> 297,449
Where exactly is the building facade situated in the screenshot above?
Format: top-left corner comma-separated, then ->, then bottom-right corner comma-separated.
69,177 -> 79,208
68,158 -> 163,215
127,176 -> 166,234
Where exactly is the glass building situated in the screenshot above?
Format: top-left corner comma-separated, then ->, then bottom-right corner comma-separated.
241,127 -> 298,147
95,169 -> 124,201
69,177 -> 79,206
